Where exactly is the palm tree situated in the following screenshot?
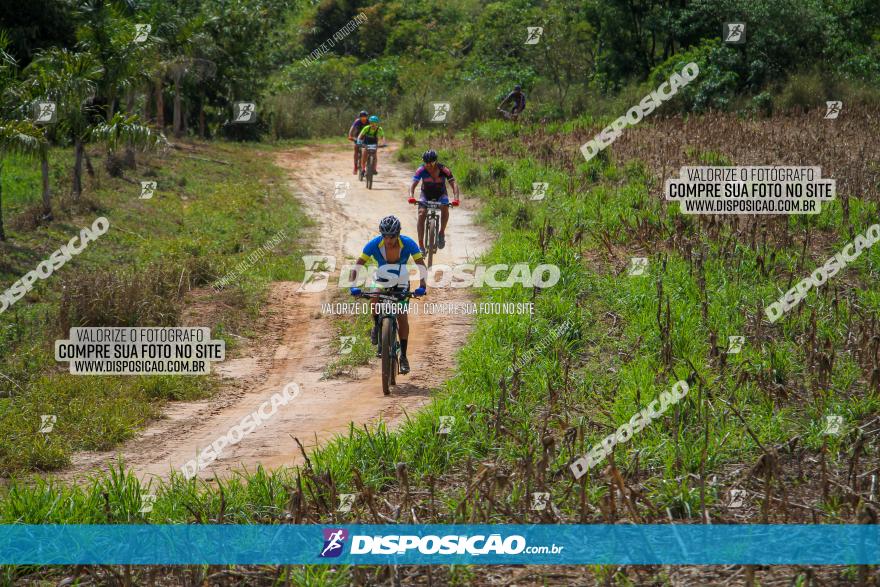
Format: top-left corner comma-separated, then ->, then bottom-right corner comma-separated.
75,1 -> 160,166
0,121 -> 46,241
0,32 -> 54,223
24,48 -> 103,200
89,112 -> 166,174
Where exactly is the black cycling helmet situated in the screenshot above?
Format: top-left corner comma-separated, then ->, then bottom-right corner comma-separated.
514,84 -> 522,91
359,110 -> 368,116
422,149 -> 438,163
379,215 -> 401,237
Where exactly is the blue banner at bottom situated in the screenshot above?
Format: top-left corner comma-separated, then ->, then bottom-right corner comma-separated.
0,524 -> 877,565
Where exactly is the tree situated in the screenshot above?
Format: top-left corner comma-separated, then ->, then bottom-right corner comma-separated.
0,31 -> 54,222
75,0 -> 154,119
89,112 -> 166,175
532,1 -> 597,108
0,121 -> 46,241
24,48 -> 102,200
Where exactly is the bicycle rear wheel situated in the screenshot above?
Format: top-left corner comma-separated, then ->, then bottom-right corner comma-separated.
366,154 -> 374,189
380,318 -> 393,395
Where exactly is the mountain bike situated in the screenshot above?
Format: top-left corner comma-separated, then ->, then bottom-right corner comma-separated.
409,197 -> 459,268
362,144 -> 386,190
354,289 -> 423,395
497,107 -> 520,121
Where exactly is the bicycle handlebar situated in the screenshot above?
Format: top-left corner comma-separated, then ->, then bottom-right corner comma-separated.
354,290 -> 424,300
409,198 -> 460,207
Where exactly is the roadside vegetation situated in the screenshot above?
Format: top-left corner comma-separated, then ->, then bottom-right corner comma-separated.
0,140 -> 305,475
3,107 -> 879,584
2,0 -> 880,584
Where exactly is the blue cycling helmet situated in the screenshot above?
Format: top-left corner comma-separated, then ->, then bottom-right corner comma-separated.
369,115 -> 380,123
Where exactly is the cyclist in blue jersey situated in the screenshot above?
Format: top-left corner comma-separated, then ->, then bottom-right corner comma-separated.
349,216 -> 427,374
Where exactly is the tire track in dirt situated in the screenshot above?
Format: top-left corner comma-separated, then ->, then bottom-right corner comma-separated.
61,142 -> 488,483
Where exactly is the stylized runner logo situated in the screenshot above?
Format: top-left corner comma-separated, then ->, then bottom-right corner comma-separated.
134,24 -> 151,43
628,257 -> 648,276
339,335 -> 357,355
728,488 -> 746,508
334,181 -> 349,199
338,494 -> 356,512
319,528 -> 348,558
233,102 -> 257,123
431,102 -> 450,122
39,414 -> 56,433
531,182 -> 548,201
438,415 -> 454,435
727,335 -> 744,354
34,101 -> 57,124
724,23 -> 745,44
298,255 -> 336,293
823,414 -> 843,435
139,494 -> 156,513
140,181 -> 157,199
824,101 -> 842,119
525,27 -> 543,45
531,492 -> 549,511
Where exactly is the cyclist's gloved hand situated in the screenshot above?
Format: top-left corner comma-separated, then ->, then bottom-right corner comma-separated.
414,287 -> 426,297
350,287 -> 362,297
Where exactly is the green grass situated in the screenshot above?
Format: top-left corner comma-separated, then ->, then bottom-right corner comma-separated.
0,140 -> 307,476
323,311 -> 375,379
0,116 -> 877,538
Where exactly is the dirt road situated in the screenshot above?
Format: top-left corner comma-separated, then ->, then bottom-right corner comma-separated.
62,143 -> 487,483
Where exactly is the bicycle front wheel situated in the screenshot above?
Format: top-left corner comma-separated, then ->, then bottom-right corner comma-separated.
381,318 -> 393,395
426,218 -> 436,268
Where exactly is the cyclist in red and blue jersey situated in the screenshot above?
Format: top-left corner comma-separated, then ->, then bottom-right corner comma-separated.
349,216 -> 427,374
347,110 -> 369,174
408,150 -> 460,252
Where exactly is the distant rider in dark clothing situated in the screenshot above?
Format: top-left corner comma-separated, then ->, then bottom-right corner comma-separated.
498,84 -> 526,118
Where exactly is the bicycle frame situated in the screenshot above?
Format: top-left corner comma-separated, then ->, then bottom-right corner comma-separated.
410,198 -> 454,267
356,290 -> 418,395
497,107 -> 519,121
362,144 -> 385,189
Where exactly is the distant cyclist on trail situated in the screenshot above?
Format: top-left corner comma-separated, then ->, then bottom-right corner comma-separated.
498,84 -> 526,119
349,216 -> 427,375
347,110 -> 369,174
357,115 -> 387,174
408,150 -> 460,252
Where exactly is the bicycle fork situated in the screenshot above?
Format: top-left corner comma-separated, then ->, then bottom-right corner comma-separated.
377,316 -> 400,367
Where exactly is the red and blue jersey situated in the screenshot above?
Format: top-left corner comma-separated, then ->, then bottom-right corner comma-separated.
413,164 -> 454,199
350,117 -> 367,137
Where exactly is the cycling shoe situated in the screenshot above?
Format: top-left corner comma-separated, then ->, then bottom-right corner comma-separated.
399,356 -> 410,374
438,233 -> 446,249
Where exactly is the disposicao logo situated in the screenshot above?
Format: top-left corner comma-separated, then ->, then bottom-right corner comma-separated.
319,529 -> 348,558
